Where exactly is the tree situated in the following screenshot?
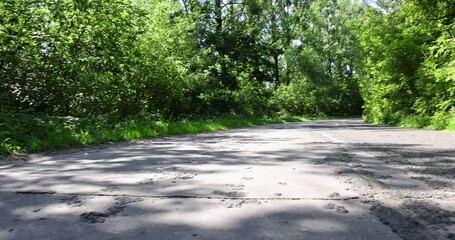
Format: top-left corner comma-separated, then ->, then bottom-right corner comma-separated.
274,0 -> 363,115
358,0 -> 455,126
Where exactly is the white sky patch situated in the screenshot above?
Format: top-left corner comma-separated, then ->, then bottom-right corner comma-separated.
291,39 -> 302,47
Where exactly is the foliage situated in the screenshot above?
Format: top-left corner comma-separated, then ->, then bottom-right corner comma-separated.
358,0 -> 455,128
2,0 -> 454,154
281,0 -> 364,116
0,0 -> 365,120
0,111 -> 312,155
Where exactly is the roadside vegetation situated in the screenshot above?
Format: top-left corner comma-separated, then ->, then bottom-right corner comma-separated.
1,0 -> 454,155
398,112 -> 455,130
359,0 -> 455,130
0,111 -> 315,155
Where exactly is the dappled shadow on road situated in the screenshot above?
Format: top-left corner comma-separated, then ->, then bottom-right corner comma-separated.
290,119 -> 403,132
0,142 -> 338,197
334,142 -> 455,191
319,141 -> 455,239
0,120 -> 404,239
1,119 -> 454,239
0,191 -> 398,240
0,122 -> 344,199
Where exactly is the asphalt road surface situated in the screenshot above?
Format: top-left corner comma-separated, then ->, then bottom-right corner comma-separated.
0,119 -> 454,240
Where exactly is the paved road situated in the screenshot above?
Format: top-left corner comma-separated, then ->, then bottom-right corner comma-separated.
0,119 -> 454,240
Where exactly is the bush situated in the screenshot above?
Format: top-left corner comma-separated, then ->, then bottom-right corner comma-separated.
399,115 -> 430,128
0,138 -> 21,155
270,78 -> 320,116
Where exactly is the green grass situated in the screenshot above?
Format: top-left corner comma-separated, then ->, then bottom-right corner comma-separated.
397,111 -> 455,131
0,113 -> 316,156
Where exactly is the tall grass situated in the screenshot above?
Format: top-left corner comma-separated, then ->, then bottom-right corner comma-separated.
0,112 -> 312,155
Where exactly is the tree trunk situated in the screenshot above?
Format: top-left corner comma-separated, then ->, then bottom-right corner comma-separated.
273,53 -> 280,87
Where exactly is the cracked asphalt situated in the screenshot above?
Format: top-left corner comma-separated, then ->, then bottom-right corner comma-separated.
0,119 -> 454,239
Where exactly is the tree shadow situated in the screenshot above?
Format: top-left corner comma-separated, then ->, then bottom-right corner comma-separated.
0,119 -> 453,239
320,141 -> 455,239
0,191 -> 401,240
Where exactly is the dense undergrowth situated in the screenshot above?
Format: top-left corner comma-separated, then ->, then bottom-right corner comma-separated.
397,109 -> 455,130
0,112 -> 316,156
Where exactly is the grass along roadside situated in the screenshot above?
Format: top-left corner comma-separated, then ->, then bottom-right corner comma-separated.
1,113 -> 318,156
397,111 -> 455,130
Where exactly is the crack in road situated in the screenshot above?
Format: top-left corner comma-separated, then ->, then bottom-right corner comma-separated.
13,190 -> 363,201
